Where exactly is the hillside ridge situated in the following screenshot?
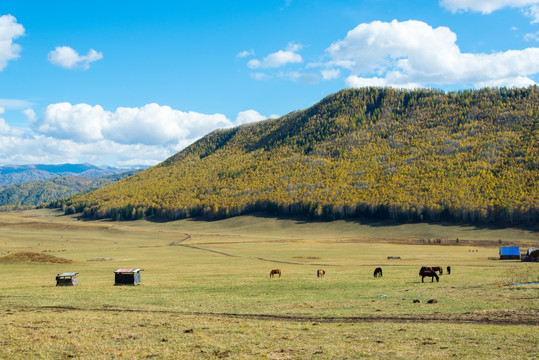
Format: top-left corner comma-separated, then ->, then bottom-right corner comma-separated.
56,87 -> 538,225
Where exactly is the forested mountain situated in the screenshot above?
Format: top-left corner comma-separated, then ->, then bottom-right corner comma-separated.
55,87 -> 538,225
0,163 -> 141,186
0,170 -> 141,208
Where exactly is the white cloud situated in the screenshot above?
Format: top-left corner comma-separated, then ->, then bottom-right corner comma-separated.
326,19 -> 539,88
48,46 -> 103,70
0,15 -> 24,71
524,31 -> 539,41
0,134 -> 171,166
440,0 -> 539,22
38,103 -> 108,142
527,5 -> 539,22
0,98 -> 33,109
251,72 -> 271,80
345,75 -> 421,89
37,102 -> 234,146
282,71 -> 320,84
237,50 -> 254,58
235,110 -> 266,125
0,118 -> 9,134
321,68 -> 341,80
0,102 -> 273,166
105,104 -> 232,146
247,43 -> 303,69
0,108 -> 23,136
23,108 -> 36,123
475,76 -> 537,88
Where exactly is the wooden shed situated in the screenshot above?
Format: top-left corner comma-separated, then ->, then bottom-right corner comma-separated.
56,272 -> 78,286
522,248 -> 539,262
114,268 -> 143,285
499,247 -> 520,260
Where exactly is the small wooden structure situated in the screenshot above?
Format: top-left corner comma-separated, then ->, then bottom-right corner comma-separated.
522,248 -> 539,262
499,247 -> 520,260
56,272 -> 78,286
114,268 -> 143,285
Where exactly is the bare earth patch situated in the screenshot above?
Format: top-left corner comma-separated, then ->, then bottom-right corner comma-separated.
0,252 -> 73,264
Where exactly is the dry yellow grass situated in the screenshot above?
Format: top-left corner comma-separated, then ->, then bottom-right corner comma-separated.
0,209 -> 537,359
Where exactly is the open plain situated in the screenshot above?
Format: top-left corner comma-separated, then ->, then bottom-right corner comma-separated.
0,209 -> 537,359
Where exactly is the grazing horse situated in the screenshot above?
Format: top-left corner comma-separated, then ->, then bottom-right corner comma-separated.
269,269 -> 281,278
373,267 -> 383,277
431,266 -> 443,275
446,266 -> 451,275
317,269 -> 325,277
419,266 -> 439,282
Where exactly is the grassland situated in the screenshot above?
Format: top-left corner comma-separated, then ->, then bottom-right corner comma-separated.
0,209 -> 537,359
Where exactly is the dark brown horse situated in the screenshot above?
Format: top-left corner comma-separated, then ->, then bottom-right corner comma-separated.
446,265 -> 451,275
431,266 -> 443,275
373,267 -> 383,277
317,269 -> 325,277
419,266 -> 439,282
270,269 -> 281,278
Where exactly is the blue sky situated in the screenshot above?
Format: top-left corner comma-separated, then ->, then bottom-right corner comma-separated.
0,0 -> 538,167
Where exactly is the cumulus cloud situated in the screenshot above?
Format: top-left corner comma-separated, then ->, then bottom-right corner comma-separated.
48,46 -> 103,70
104,104 -> 231,146
326,19 -> 539,88
0,103 -> 272,166
0,14 -> 24,71
247,43 -> 303,69
39,103 -> 108,142
235,110 -> 267,125
36,102 -> 235,146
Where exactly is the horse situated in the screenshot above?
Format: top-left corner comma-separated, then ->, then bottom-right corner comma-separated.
317,269 -> 325,277
419,266 -> 439,282
373,267 -> 383,277
269,269 -> 281,278
431,266 -> 443,275
446,265 -> 451,275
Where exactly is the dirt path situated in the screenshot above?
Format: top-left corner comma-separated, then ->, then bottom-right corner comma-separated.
169,233 -> 336,265
26,305 -> 538,326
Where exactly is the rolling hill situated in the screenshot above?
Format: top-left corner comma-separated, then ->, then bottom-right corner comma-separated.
0,170 -> 142,208
56,87 -> 538,225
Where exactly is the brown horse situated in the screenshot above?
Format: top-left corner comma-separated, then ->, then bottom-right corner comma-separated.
270,269 -> 281,278
419,266 -> 439,282
446,265 -> 451,275
431,266 -> 443,275
373,267 -> 383,277
317,269 -> 325,277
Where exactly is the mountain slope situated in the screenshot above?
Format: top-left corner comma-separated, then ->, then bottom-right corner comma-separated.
1,170 -> 141,208
58,87 -> 538,225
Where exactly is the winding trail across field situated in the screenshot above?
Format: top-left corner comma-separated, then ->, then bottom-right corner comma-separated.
169,233 -> 337,266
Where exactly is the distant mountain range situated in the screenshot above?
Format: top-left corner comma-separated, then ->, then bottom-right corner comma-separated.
0,164 -> 146,207
0,163 -> 145,186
